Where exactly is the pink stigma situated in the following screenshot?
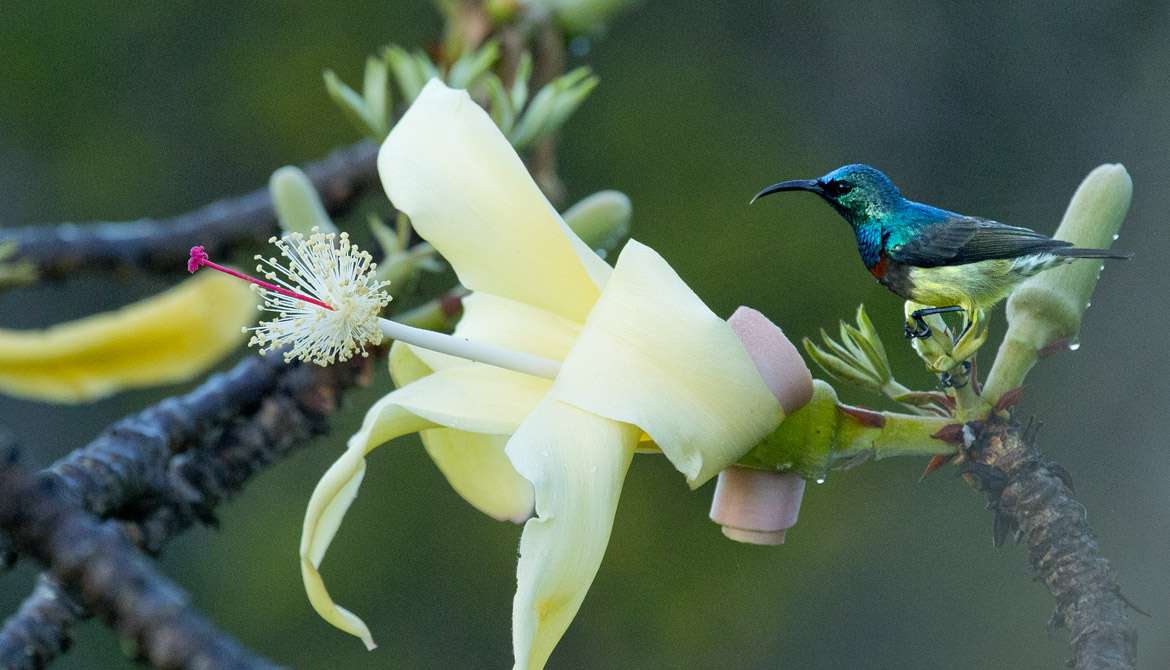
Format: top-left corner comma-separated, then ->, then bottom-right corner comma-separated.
186,245 -> 334,311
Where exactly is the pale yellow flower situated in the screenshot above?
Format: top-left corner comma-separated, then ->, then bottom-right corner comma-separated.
300,80 -> 790,669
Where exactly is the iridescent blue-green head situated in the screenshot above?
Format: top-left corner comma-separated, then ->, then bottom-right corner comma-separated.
752,164 -> 904,226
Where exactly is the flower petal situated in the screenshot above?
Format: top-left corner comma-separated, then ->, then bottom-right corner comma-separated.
300,403 -> 430,651
406,292 -> 581,373
506,399 -> 639,670
389,341 -> 539,523
302,362 -> 551,648
0,272 -> 254,403
422,429 -> 534,523
379,79 -> 610,323
552,240 -> 784,488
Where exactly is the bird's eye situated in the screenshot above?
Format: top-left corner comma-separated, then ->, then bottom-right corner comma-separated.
825,180 -> 853,197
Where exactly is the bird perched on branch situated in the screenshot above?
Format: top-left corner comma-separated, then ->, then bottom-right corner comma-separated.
752,164 -> 1131,341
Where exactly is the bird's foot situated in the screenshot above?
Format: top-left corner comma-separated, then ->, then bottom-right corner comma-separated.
904,305 -> 964,340
951,309 -> 989,363
904,317 -> 932,339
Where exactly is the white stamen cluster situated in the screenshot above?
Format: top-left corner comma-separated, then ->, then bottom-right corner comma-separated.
247,229 -> 391,366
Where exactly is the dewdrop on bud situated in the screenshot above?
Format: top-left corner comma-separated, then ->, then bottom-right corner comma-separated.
188,229 -> 391,367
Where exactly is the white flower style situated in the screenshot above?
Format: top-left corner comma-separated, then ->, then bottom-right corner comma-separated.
299,80 -> 805,670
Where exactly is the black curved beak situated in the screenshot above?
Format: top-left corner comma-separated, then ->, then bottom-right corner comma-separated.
750,179 -> 822,204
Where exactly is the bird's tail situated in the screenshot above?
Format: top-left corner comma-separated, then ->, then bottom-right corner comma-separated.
1052,247 -> 1134,260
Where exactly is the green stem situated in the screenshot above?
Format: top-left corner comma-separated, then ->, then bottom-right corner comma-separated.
737,380 -> 956,479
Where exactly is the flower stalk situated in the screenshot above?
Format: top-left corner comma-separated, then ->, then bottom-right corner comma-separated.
736,380 -> 956,480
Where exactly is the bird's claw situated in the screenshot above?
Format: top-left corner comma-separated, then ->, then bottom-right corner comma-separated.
904,318 -> 932,339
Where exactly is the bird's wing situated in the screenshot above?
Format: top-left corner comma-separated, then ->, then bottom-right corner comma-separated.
889,214 -> 1072,267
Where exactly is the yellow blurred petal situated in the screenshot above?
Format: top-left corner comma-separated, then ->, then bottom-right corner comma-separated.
0,272 -> 255,403
506,399 -> 639,670
422,429 -> 534,523
552,240 -> 783,488
407,292 -> 581,372
389,340 -> 538,524
379,79 -> 610,323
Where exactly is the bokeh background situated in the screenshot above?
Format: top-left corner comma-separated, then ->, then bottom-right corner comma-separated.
1,2 -> 1167,668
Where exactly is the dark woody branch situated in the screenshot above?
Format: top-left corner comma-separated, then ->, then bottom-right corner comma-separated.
963,417 -> 1136,670
0,141 -> 379,280
0,349 -> 377,669
0,465 -> 283,670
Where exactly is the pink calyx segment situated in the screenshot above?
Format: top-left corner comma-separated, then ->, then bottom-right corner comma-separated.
186,245 -> 334,311
709,306 -> 814,545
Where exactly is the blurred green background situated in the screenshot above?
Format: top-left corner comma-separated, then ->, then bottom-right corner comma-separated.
1,2 -> 1167,668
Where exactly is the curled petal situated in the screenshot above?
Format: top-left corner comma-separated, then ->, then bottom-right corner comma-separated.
507,399 -> 639,670
0,272 -> 254,403
301,363 -> 549,648
300,404 -> 430,651
553,240 -> 784,487
379,79 -> 611,323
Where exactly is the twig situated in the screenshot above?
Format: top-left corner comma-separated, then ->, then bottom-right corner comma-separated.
0,141 -> 379,279
0,575 -> 82,669
0,465 -> 283,670
963,418 -> 1136,670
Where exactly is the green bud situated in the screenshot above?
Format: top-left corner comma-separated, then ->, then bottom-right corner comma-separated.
385,45 -> 425,102
269,166 -> 338,236
446,40 -> 500,89
510,52 -> 532,111
482,74 -> 516,135
561,190 -> 631,255
362,55 -> 391,138
509,67 -> 597,149
803,305 -> 897,393
803,338 -> 878,389
0,241 -> 37,289
324,70 -> 381,140
984,164 -> 1132,400
905,300 -> 957,373
529,0 -> 639,33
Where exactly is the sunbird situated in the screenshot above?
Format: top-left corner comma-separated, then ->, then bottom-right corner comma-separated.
752,164 -> 1132,338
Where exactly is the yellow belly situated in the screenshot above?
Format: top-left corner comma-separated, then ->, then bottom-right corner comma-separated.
905,260 -> 1022,311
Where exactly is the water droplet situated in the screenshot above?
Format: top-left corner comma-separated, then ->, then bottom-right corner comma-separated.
1099,264 -> 1106,272
1068,341 -> 1081,351
1112,233 -> 1120,241
1085,301 -> 1092,309
815,477 -> 826,485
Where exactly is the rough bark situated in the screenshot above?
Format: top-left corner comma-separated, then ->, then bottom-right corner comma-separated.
964,418 -> 1137,670
0,351 -> 374,669
0,466 -> 283,670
